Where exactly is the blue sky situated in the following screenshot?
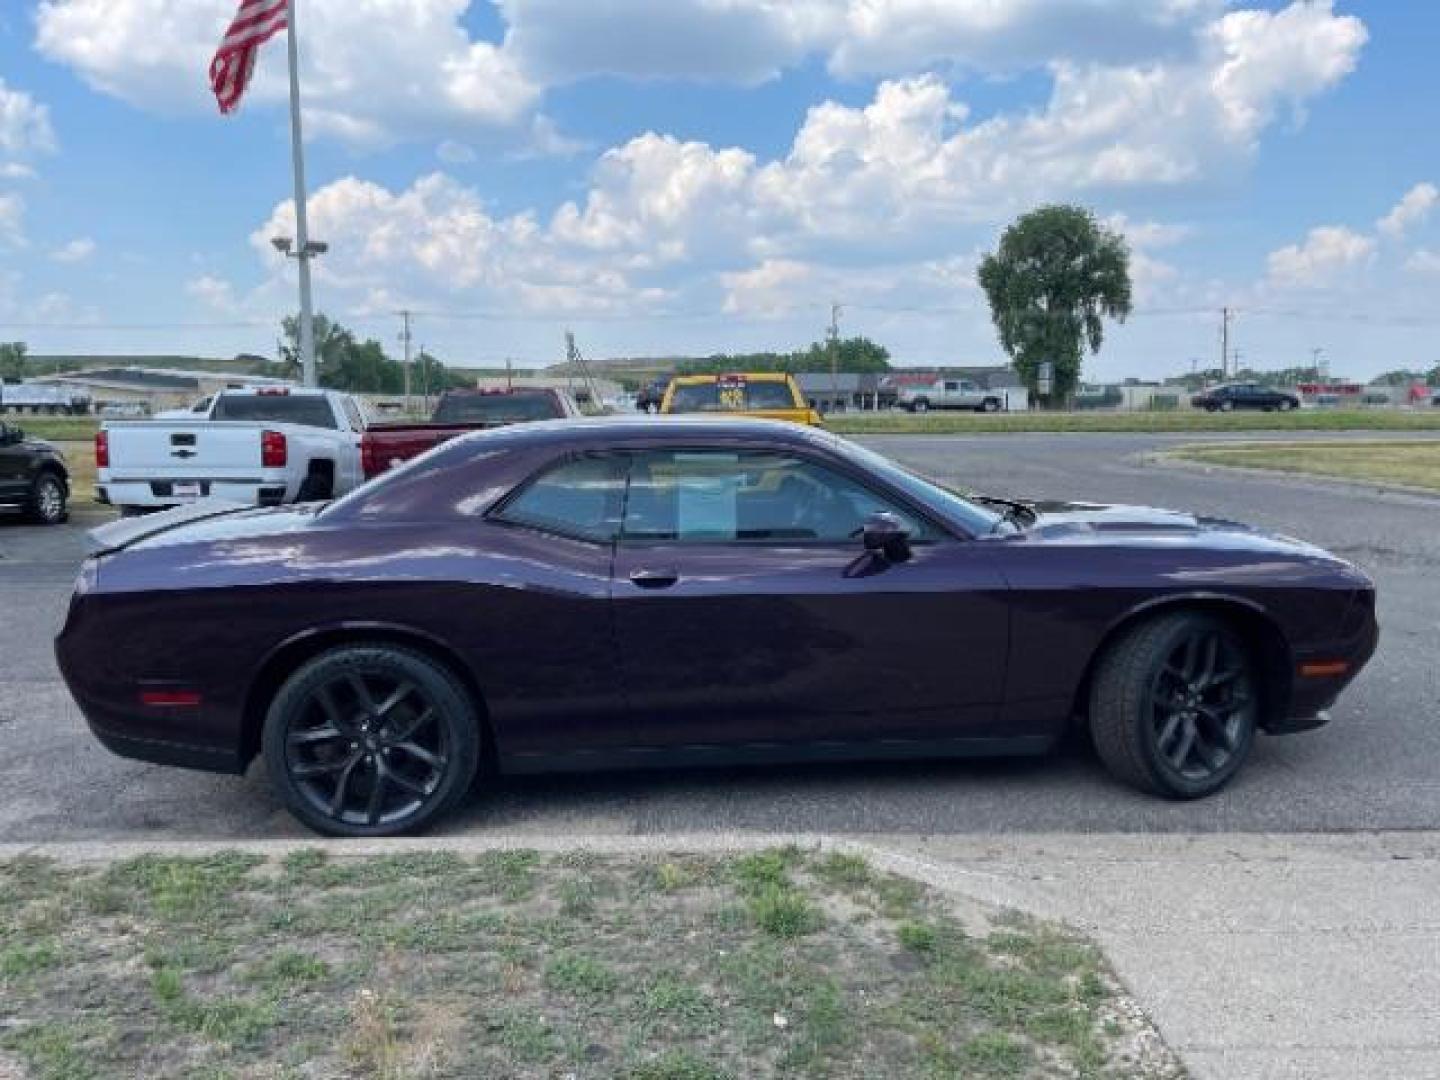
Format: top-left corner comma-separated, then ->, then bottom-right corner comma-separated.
1,1 -> 1436,379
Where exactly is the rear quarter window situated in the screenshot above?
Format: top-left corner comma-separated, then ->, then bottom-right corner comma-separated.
211,395 -> 338,429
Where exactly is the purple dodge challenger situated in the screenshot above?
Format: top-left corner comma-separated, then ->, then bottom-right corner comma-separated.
57,418 -> 1378,836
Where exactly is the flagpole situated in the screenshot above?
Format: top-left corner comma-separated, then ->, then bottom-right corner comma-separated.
285,0 -> 317,388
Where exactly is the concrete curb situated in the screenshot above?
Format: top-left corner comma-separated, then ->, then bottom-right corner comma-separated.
1140,446 -> 1440,503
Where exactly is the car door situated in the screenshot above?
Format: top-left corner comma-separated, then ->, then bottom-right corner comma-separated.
610,447 -> 1011,753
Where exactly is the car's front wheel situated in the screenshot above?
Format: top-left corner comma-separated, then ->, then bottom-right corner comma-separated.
28,472 -> 67,525
262,645 -> 481,836
1277,398 -> 1296,412
1089,612 -> 1258,799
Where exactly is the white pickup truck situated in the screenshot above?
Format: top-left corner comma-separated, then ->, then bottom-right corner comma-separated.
897,378 -> 1003,413
97,388 -> 369,515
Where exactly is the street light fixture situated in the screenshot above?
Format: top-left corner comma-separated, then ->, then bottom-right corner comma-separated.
271,236 -> 327,258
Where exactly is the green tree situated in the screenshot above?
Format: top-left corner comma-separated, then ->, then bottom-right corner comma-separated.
677,336 -> 891,377
0,341 -> 28,382
978,205 -> 1132,405
279,313 -> 360,383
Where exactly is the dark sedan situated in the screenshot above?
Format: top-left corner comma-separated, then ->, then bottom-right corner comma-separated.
1191,382 -> 1301,412
57,418 -> 1377,836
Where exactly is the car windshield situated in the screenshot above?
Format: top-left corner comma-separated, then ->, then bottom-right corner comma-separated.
211,394 -> 337,429
433,393 -> 562,423
822,435 -> 1004,535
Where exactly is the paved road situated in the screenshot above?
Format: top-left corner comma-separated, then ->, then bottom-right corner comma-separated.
1,431 -> 1437,841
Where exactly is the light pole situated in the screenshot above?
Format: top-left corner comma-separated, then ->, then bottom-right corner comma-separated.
270,236 -> 328,386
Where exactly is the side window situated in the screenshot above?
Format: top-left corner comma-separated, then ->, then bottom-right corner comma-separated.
623,450 -> 928,545
943,381 -> 959,392
495,456 -> 626,542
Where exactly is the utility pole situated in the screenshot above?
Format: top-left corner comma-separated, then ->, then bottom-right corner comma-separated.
1219,307 -> 1233,379
398,310 -> 413,414
828,301 -> 842,413
1312,347 -> 1328,381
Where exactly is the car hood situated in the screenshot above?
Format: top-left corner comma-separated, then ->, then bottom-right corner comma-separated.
1016,499 -> 1336,557
89,499 -> 319,555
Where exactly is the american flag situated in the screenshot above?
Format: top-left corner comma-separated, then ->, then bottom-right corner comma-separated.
209,0 -> 289,115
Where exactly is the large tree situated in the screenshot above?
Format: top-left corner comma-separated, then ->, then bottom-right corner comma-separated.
978,205 -> 1132,405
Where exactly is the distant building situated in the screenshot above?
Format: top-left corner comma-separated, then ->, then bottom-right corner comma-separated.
28,367 -> 291,415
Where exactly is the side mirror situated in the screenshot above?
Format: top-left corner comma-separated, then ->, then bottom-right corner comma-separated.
861,511 -> 911,562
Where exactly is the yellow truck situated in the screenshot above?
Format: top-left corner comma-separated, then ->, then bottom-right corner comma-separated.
660,373 -> 825,426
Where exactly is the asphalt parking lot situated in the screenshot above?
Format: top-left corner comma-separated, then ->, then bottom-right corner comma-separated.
1,431 -> 1437,842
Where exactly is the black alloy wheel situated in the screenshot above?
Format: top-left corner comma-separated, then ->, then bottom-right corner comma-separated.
1090,612 -> 1258,798
263,646 -> 480,836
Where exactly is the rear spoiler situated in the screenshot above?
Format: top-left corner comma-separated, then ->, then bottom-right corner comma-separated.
88,498 -> 252,556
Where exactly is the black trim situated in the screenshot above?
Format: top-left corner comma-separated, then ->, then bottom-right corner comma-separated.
1263,710 -> 1331,736
87,724 -> 245,775
500,734 -> 1056,775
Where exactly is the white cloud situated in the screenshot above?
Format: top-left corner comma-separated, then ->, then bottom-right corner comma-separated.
34,0 -> 540,147
0,192 -> 25,248
1378,182 -> 1438,239
49,237 -> 96,264
1267,226 -> 1375,287
1404,249 -> 1440,275
720,259 -> 813,316
499,0 -> 1229,85
436,140 -> 477,165
185,274 -> 238,311
0,163 -> 36,180
0,79 -> 56,159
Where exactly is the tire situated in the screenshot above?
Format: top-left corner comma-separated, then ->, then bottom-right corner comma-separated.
912,399 -> 930,414
1204,403 -> 1218,413
262,645 -> 481,837
1088,612 -> 1258,799
1219,400 -> 1234,413
980,398 -> 1001,413
27,472 -> 68,525
1277,398 -> 1295,412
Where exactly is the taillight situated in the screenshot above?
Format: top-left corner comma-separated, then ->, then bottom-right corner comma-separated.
261,429 -> 287,468
95,430 -> 109,469
360,437 -> 379,479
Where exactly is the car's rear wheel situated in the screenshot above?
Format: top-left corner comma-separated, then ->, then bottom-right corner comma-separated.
980,397 -> 1001,413
1277,398 -> 1296,412
1089,612 -> 1258,799
27,473 -> 67,525
262,645 -> 480,837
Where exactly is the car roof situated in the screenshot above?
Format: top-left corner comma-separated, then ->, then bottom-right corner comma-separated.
455,413 -> 824,451
669,372 -> 792,384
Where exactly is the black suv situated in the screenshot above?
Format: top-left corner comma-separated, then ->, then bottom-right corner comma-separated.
0,421 -> 69,525
1191,382 -> 1301,413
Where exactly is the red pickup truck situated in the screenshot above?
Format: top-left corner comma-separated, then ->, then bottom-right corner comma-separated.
360,387 -> 582,479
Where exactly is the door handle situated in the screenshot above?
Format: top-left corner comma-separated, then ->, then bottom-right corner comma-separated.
629,568 -> 679,590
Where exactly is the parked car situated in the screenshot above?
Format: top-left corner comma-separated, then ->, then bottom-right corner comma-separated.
1190,383 -> 1300,413
0,383 -> 90,416
58,417 -> 1378,837
0,421 -> 69,524
360,387 -> 582,479
661,373 -> 824,425
97,387 -> 369,515
635,378 -> 671,413
897,378 -> 1003,413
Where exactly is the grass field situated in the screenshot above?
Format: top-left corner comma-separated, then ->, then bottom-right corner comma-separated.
0,847 -> 1182,1079
827,409 -> 1440,435
1169,440 -> 1440,493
